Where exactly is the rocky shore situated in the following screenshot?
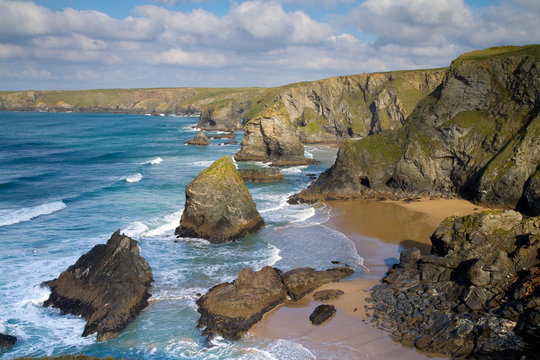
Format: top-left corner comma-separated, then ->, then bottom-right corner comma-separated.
44,231 -> 153,341
367,210 -> 539,358
196,265 -> 353,340
239,168 -> 283,183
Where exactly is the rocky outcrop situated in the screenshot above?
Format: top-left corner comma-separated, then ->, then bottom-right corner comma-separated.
313,289 -> 344,301
522,168 -> 540,215
234,104 -> 312,166
367,210 -> 540,358
196,265 -> 352,340
184,129 -> 210,146
43,231 -> 153,341
281,267 -> 353,301
212,133 -> 235,139
293,45 -> 540,214
0,333 -> 17,347
175,156 -> 264,243
196,100 -> 251,131
310,304 -> 336,325
239,168 -> 283,183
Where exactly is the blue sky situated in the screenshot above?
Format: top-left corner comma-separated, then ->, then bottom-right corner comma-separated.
1,0 -> 539,90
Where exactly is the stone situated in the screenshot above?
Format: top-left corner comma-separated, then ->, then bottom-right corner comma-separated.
0,333 -> 17,347
212,133 -> 235,139
281,267 -> 353,301
196,266 -> 287,340
175,156 -> 264,243
309,304 -> 336,325
234,106 -> 310,166
313,289 -> 344,301
239,168 -> 283,183
43,231 -> 153,341
185,129 -> 210,146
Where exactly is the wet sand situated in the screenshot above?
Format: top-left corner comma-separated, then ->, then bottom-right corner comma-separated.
251,198 -> 492,359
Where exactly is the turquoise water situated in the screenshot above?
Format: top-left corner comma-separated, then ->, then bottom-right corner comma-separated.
0,112 -> 363,359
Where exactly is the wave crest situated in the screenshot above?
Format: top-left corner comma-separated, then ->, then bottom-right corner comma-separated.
125,173 -> 143,183
0,201 -> 67,227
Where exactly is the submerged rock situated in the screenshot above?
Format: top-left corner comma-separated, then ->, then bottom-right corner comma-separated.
239,168 -> 283,183
309,304 -> 336,325
185,129 -> 210,146
197,266 -> 352,339
368,210 -> 540,358
175,155 -> 264,243
0,333 -> 17,347
44,231 -> 153,341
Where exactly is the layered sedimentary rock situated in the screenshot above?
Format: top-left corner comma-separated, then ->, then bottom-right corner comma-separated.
368,210 -> 540,358
196,100 -> 251,131
44,231 -> 153,341
293,45 -> 540,214
196,265 -> 352,340
234,104 -> 310,166
184,129 -> 210,146
239,168 -> 283,183
175,156 -> 264,243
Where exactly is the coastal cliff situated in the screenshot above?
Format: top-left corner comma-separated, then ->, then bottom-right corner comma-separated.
293,45 -> 540,214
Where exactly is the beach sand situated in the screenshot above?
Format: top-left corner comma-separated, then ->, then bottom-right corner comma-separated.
251,198 -> 493,359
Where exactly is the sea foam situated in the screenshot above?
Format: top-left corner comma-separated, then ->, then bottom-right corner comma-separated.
0,201 -> 67,227
125,173 -> 143,183
143,157 -> 163,165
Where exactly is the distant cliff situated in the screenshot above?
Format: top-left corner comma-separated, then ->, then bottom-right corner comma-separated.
0,87 -> 262,130
245,69 -> 445,143
293,45 -> 540,215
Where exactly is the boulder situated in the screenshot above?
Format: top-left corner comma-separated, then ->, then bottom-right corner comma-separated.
185,129 -> 210,146
313,289 -> 344,301
212,133 -> 235,139
44,231 -> 153,341
367,211 -> 540,358
234,105 -> 311,166
281,267 -> 353,301
175,156 -> 264,243
239,168 -> 283,183
309,304 -> 336,325
197,266 -> 353,340
0,333 -> 17,347
196,266 -> 287,340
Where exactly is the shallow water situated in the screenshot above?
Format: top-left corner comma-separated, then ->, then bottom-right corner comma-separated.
0,112 -> 363,359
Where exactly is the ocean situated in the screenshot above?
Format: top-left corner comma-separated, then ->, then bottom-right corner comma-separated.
0,111 -> 363,359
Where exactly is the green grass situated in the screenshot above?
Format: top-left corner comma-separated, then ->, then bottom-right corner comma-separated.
457,44 -> 540,61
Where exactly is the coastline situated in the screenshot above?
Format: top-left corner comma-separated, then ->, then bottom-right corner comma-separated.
251,198 -> 494,359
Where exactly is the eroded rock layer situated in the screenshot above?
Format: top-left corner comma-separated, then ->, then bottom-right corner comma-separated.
44,231 -> 153,341
368,210 -> 539,358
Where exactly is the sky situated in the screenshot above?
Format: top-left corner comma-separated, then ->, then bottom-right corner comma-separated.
0,0 -> 539,90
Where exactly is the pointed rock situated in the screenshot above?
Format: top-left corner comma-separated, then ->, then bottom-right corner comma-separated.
175,155 -> 264,243
185,129 -> 210,146
44,231 -> 153,341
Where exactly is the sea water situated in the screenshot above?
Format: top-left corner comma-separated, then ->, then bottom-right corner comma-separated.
0,112 -> 363,359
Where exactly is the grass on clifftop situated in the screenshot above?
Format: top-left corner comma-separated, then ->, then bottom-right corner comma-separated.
457,44 -> 540,61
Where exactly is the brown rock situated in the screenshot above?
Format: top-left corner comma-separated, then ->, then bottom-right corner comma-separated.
309,304 -> 336,325
175,156 -> 264,243
43,231 -> 153,341
239,168 -> 283,183
281,267 -> 353,301
185,129 -> 210,146
313,289 -> 344,301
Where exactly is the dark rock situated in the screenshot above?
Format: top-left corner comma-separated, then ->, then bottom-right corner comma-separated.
185,129 -> 210,146
175,156 -> 264,243
313,289 -> 344,301
43,231 -> 153,341
281,267 -> 353,301
212,133 -> 235,139
367,210 -> 540,358
0,333 -> 17,347
293,46 -> 540,212
309,304 -> 336,325
196,266 -> 287,340
239,168 -> 283,183
224,140 -> 239,145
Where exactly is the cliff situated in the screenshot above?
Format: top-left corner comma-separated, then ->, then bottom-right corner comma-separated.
293,45 -> 540,214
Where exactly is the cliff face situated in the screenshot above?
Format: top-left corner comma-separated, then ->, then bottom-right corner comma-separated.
294,45 -> 540,214
245,69 -> 445,143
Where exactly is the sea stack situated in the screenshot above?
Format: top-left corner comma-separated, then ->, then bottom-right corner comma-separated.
234,103 -> 310,166
185,129 -> 210,146
44,231 -> 153,341
175,155 -> 264,243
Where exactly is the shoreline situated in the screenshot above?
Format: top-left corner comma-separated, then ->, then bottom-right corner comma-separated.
251,198 -> 494,359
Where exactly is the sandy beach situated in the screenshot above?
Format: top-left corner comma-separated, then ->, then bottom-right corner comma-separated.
251,198 -> 494,359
